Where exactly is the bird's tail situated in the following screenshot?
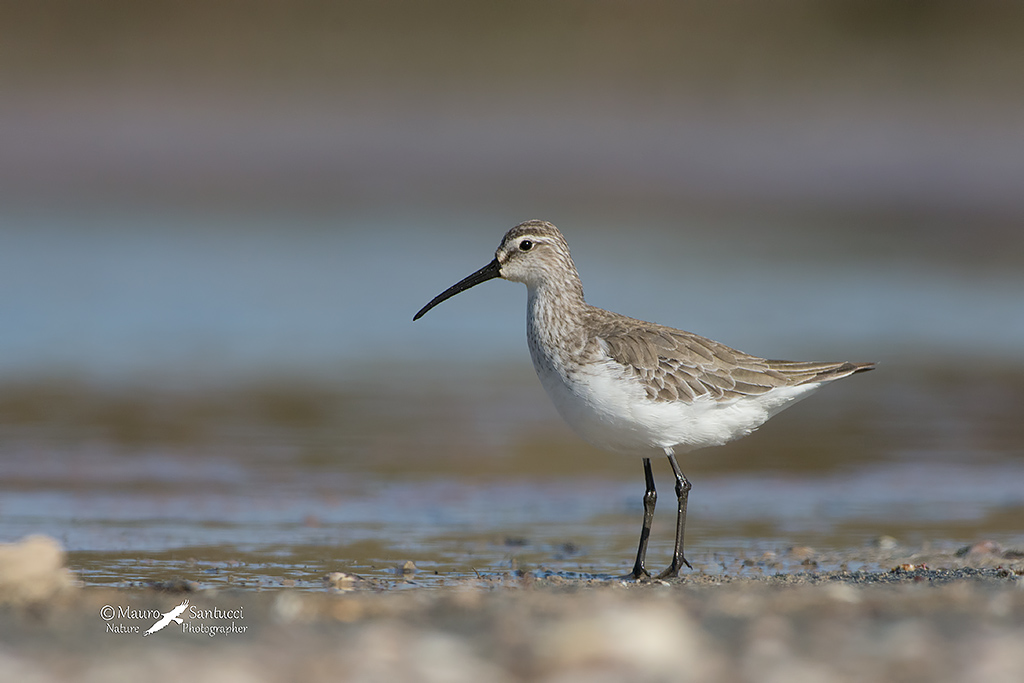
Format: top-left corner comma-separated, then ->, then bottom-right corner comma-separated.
767,359 -> 876,385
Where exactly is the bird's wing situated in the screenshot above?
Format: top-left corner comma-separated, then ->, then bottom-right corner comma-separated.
591,314 -> 871,403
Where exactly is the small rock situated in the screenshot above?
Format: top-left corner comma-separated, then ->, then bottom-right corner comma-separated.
956,540 -> 1003,557
324,571 -> 363,592
871,535 -> 899,550
272,592 -> 306,622
554,541 -> 580,558
825,583 -> 862,604
0,535 -> 78,605
147,579 -> 198,593
537,600 -> 715,679
787,546 -> 816,561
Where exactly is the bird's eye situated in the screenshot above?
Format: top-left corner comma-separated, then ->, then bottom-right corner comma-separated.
519,240 -> 533,251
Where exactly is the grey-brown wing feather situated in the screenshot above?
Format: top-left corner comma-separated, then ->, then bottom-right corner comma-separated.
587,311 -> 873,403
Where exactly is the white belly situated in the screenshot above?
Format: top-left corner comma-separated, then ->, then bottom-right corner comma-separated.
532,354 -> 821,457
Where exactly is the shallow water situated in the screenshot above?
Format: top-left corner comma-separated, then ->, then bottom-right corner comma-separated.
3,209 -> 1024,381
2,364 -> 1022,590
3,208 -> 1024,589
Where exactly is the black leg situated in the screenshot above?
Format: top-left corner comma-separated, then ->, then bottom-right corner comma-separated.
626,457 -> 657,580
657,453 -> 692,578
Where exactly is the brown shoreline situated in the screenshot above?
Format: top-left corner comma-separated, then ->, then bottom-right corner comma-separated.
2,539 -> 1022,683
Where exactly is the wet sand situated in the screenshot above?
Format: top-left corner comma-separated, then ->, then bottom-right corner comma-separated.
2,538 -> 1022,683
2,371 -> 1022,682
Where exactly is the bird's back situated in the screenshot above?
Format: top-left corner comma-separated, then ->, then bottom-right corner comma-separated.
585,306 -> 874,403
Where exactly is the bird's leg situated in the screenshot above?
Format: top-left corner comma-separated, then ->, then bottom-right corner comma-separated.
625,457 -> 657,580
657,452 -> 692,578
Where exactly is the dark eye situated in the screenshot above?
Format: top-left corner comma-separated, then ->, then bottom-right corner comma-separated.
519,240 -> 533,251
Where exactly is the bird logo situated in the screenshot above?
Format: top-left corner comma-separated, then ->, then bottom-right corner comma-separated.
143,600 -> 190,636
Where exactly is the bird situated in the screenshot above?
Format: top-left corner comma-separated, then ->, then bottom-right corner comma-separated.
413,220 -> 874,580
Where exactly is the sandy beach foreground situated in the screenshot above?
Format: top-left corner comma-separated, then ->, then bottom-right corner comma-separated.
1,537 -> 1022,683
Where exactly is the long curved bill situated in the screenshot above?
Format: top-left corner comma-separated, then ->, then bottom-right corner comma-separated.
413,258 -> 502,321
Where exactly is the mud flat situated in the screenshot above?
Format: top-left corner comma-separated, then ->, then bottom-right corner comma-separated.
1,537 -> 1022,683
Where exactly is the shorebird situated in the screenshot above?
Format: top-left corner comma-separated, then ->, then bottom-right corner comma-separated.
414,220 -> 874,580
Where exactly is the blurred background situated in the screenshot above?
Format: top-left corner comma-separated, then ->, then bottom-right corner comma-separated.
1,0 -> 1022,588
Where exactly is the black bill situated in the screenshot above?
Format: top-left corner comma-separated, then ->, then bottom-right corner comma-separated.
413,258 -> 502,321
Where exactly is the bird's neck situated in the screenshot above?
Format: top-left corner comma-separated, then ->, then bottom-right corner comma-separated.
526,276 -> 589,361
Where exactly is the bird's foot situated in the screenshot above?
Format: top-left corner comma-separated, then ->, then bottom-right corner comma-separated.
656,556 -> 693,580
619,564 -> 652,582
